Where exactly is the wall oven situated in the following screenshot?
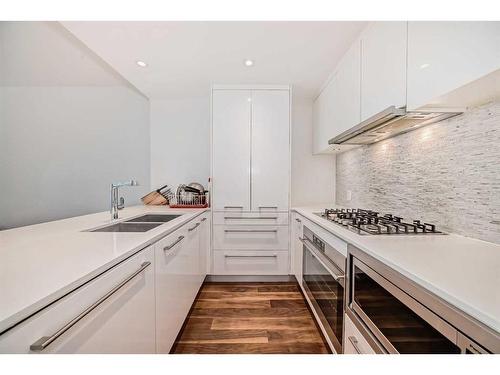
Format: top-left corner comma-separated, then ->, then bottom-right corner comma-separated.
347,245 -> 496,354
301,226 -> 346,353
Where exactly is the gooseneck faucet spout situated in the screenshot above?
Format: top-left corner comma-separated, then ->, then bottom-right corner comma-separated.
110,180 -> 139,220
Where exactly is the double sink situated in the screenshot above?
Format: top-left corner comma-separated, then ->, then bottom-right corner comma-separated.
90,214 -> 181,232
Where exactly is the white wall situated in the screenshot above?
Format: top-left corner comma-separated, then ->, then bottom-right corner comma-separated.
0,22 -> 150,229
150,97 -> 210,191
291,96 -> 335,206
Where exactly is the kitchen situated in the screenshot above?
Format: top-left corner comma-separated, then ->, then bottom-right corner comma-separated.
1,1 -> 500,372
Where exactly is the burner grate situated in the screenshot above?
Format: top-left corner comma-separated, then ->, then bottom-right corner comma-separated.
316,208 -> 444,235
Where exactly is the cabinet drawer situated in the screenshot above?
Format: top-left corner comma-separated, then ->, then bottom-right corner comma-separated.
343,313 -> 376,354
213,212 -> 289,225
213,250 -> 289,275
0,247 -> 155,354
213,225 -> 289,250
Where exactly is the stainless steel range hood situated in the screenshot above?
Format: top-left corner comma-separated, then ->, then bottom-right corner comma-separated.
328,106 -> 463,145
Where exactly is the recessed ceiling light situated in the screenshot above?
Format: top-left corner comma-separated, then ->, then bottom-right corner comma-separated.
420,63 -> 430,69
136,60 -> 148,68
244,59 -> 254,67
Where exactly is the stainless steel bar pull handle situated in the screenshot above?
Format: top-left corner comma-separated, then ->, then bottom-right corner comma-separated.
224,229 -> 278,233
224,216 -> 278,220
348,336 -> 363,354
30,261 -> 151,352
188,223 -> 200,232
224,254 -> 277,258
164,235 -> 185,251
224,206 -> 243,209
259,206 -> 277,209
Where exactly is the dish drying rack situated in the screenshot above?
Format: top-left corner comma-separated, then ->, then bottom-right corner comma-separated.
169,192 -> 209,208
141,185 -> 209,208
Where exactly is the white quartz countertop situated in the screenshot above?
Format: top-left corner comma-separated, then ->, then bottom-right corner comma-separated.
0,205 -> 208,333
292,205 -> 500,335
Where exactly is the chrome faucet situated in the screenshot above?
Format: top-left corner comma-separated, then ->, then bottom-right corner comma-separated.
110,180 -> 139,220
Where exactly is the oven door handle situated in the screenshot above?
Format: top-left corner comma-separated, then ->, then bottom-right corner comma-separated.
299,237 -> 345,282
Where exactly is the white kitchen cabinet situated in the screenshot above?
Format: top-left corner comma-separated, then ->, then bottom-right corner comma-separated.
361,22 -> 407,120
155,219 -> 203,354
213,211 -> 289,225
212,90 -> 251,210
313,76 -> 336,154
343,313 -> 376,354
407,21 -> 500,110
251,90 -> 290,211
199,213 -> 210,277
291,213 -> 303,283
211,86 -> 291,275
213,225 -> 289,251
313,41 -> 361,153
0,247 -> 155,354
213,250 -> 289,275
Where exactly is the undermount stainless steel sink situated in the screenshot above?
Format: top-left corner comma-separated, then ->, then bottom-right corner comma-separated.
89,222 -> 163,232
124,214 -> 181,223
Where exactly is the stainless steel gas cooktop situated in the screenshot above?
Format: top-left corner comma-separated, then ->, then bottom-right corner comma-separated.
314,208 -> 446,235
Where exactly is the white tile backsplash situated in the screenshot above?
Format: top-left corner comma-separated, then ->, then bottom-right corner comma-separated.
336,101 -> 500,244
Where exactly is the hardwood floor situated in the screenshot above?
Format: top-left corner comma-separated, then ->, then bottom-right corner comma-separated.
172,282 -> 330,354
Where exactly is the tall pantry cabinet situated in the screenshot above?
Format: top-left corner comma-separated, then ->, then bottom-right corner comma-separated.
211,86 -> 291,276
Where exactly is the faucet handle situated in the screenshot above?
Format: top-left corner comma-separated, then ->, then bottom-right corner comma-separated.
118,197 -> 125,210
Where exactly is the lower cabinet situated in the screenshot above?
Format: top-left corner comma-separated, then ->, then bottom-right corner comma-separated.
155,214 -> 208,353
211,210 -> 290,275
291,213 -> 303,283
0,246 -> 155,354
0,211 -> 210,354
213,250 -> 289,275
343,313 -> 376,354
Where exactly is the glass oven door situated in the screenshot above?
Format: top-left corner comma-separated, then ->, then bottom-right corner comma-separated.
302,240 -> 344,353
350,257 -> 461,354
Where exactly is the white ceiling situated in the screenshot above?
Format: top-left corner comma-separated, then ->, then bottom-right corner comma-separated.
62,21 -> 367,99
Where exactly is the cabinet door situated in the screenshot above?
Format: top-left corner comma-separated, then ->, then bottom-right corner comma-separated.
212,90 -> 251,210
199,213 -> 210,278
251,90 -> 290,211
332,40 -> 362,135
155,226 -> 192,353
291,214 -> 303,283
313,77 -> 336,154
361,22 -> 407,120
0,247 -> 155,354
185,219 -> 202,296
407,21 -> 500,110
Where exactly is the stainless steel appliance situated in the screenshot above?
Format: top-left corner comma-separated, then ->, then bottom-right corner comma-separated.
346,245 -> 498,354
315,208 -> 445,235
328,106 -> 462,146
301,226 -> 346,353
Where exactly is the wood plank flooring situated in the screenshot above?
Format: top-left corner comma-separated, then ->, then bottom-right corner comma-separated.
172,282 -> 330,354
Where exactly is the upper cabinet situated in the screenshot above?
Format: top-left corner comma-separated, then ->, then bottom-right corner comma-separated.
313,41 -> 361,154
313,21 -> 500,154
360,22 -> 407,120
407,22 -> 500,110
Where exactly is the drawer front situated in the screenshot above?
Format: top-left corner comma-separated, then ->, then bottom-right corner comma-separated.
0,247 -> 155,354
343,313 -> 376,354
213,250 -> 289,275
213,225 -> 289,250
213,212 -> 289,225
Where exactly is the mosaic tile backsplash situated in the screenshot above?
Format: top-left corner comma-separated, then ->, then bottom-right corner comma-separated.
336,101 -> 500,244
